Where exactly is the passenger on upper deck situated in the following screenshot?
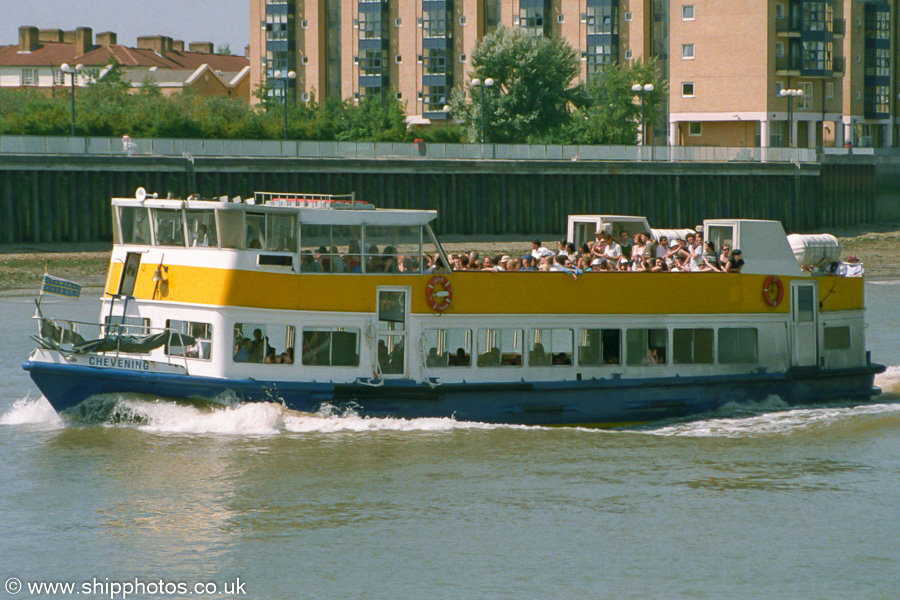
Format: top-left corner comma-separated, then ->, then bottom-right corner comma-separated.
837,255 -> 864,277
618,231 -> 633,259
192,224 -> 209,247
724,249 -> 744,273
532,240 -> 554,261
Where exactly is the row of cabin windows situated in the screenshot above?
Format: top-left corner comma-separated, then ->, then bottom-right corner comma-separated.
425,327 -> 762,368
117,206 -> 442,274
108,317 -> 853,366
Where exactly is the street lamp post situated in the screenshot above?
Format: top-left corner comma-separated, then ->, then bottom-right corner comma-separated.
471,77 -> 494,143
631,82 -> 654,146
780,88 -> 803,147
59,63 -> 84,137
273,70 -> 297,141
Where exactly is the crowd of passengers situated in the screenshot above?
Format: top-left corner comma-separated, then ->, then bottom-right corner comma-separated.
451,230 -> 744,276
293,231 -> 744,276
233,328 -> 295,364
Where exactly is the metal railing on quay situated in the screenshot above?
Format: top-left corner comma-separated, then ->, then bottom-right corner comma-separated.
0,134 -> 823,163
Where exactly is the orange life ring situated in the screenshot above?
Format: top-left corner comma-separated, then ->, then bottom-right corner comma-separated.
426,276 -> 452,312
763,275 -> 784,308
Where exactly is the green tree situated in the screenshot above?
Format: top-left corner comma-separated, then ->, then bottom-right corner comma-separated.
565,59 -> 666,145
216,44 -> 233,56
449,26 -> 581,143
337,94 -> 409,142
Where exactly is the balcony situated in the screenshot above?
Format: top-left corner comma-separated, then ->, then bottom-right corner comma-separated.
775,55 -> 801,74
832,56 -> 845,74
833,18 -> 845,36
775,16 -> 802,36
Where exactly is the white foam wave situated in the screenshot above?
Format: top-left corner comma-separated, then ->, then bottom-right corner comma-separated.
0,396 -> 64,428
875,366 -> 900,396
115,399 -> 497,435
645,401 -> 900,438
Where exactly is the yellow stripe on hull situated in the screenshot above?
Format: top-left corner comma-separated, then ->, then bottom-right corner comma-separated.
106,264 -> 865,315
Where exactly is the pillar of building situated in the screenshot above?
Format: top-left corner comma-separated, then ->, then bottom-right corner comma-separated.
669,121 -> 679,146
883,122 -> 893,147
760,120 -> 770,148
807,120 -> 817,148
834,121 -> 844,147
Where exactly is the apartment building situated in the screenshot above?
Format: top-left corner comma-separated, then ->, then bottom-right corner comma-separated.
252,0 -> 895,147
250,0 -> 668,122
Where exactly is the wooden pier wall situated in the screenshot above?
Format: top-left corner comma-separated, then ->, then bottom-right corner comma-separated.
0,154 -> 877,243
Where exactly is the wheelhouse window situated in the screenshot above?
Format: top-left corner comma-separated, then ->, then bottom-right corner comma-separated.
718,328 -> 758,364
424,328 -> 472,367
118,206 -> 151,245
477,328 -> 522,367
302,327 -> 359,366
529,329 -> 573,366
151,209 -> 186,247
166,320 -> 212,360
626,328 -> 668,365
185,210 -> 218,247
578,329 -> 621,366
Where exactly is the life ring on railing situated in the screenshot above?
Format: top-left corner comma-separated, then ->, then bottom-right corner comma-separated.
763,275 -> 784,308
426,276 -> 452,312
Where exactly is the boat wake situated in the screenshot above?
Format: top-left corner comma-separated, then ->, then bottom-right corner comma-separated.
0,396 -> 64,429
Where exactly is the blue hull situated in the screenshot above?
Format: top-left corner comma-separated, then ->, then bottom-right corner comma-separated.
23,359 -> 886,426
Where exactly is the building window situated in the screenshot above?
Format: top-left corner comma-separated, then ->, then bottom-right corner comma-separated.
22,68 -> 38,86
775,42 -> 784,57
682,44 -> 695,59
557,14 -> 565,24
586,4 -> 618,35
395,18 -> 402,27
423,48 -> 449,75
459,16 -> 467,26
625,12 -> 632,21
358,10 -> 387,39
423,85 -> 448,112
586,45 -> 617,76
825,82 -> 834,98
799,82 -> 813,109
301,92 -> 310,101
459,54 -> 467,63
682,5 -> 695,20
689,122 -> 702,136
301,19 -> 308,29
395,55 -> 402,64
519,6 -> 545,35
301,56 -> 309,65
395,92 -> 402,99
422,9 -> 451,38
682,82 -> 694,97
359,50 -> 387,75
802,40 -> 832,72
625,50 -> 633,60
775,3 -> 785,19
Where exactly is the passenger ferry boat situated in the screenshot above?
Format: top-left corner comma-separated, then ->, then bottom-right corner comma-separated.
23,188 -> 885,427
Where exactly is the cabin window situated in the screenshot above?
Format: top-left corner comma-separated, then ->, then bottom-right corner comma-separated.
578,329 -> 621,365
104,316 -> 150,336
266,213 -> 297,252
423,328 -> 472,367
233,323 -> 268,363
364,225 -> 423,273
718,327 -> 758,364
185,210 -> 218,247
673,328 -> 714,364
151,209 -> 186,247
301,327 -> 358,366
245,214 -> 266,249
217,210 -> 243,249
626,328 -> 668,365
118,206 -> 151,245
824,326 -> 851,350
166,320 -> 212,360
706,225 -> 734,258
300,224 -> 363,273
477,328 -> 523,367
529,329 -> 573,366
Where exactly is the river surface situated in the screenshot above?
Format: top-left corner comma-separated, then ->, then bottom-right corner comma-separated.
2,284 -> 900,600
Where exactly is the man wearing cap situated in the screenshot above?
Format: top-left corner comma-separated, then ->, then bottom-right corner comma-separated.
838,255 -> 864,277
